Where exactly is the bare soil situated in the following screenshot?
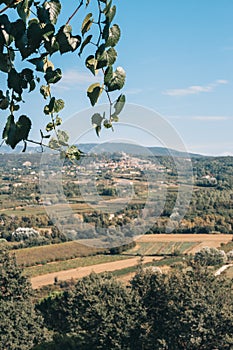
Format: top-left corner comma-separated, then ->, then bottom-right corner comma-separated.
31,256 -> 160,289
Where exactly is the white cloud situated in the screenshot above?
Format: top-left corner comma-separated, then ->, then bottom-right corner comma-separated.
125,88 -> 143,95
191,116 -> 230,121
168,115 -> 231,121
54,69 -> 102,90
163,79 -> 229,97
216,79 -> 228,84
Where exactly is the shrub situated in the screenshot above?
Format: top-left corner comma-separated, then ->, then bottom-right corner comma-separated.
194,247 -> 227,266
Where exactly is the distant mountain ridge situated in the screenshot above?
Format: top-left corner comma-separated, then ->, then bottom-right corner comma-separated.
0,143 -> 206,158
77,143 -> 205,158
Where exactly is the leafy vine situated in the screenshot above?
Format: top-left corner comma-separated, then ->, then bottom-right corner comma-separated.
0,0 -> 126,159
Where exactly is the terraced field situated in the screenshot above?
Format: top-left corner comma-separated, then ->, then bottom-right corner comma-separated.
12,241 -> 103,267
132,234 -> 232,255
124,241 -> 198,256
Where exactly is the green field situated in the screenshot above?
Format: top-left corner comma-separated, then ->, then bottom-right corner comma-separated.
24,254 -> 129,278
13,241 -> 104,267
124,241 -> 199,256
111,256 -> 183,278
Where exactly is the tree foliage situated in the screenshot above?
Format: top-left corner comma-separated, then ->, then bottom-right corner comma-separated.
194,247 -> 227,266
0,0 -> 126,157
131,265 -> 233,350
35,264 -> 233,350
0,247 -> 48,349
37,273 -> 144,350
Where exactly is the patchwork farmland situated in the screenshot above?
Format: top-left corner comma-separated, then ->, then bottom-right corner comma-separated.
15,234 -> 232,289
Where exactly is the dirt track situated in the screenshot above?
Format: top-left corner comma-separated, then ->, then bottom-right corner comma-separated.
31,256 -> 160,289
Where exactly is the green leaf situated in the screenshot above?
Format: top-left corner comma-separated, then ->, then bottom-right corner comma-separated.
111,114 -> 119,122
12,104 -> 20,111
104,65 -> 113,85
8,69 -> 23,95
53,98 -> 64,113
10,19 -> 26,55
44,97 -> 63,114
38,0 -> 61,25
44,0 -> 61,24
79,34 -> 92,56
103,0 -> 112,15
96,44 -> 108,69
0,52 -> 14,73
102,22 -> 110,41
44,67 -> 62,84
20,68 -> 34,91
95,125 -> 101,137
44,36 -> 59,55
103,120 -> 112,128
26,22 -> 43,57
55,116 -> 62,126
46,122 -> 54,131
40,85 -> 50,99
3,114 -> 32,149
105,5 -> 116,24
2,115 -> 15,142
106,24 -> 120,47
28,57 -> 44,72
91,113 -> 103,127
48,97 -> 55,111
92,113 -> 104,137
28,55 -> 54,73
65,145 -> 83,160
95,46 -> 117,69
85,55 -> 97,75
49,137 -> 60,150
0,14 -> 12,46
42,23 -> 55,40
114,94 -> 126,115
87,83 -> 103,106
56,25 -> 81,54
106,47 -> 117,65
57,129 -> 69,145
16,115 -> 32,141
106,67 -> 126,92
0,91 -> 9,110
81,13 -> 93,36
17,0 -> 30,23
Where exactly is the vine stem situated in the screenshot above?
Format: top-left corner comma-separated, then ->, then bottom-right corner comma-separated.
96,0 -> 103,47
66,0 -> 84,25
102,69 -> 113,119
0,0 -> 15,14
27,138 -> 53,151
0,0 -> 24,14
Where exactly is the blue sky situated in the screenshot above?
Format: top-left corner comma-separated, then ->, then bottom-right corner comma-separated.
1,0 -> 233,155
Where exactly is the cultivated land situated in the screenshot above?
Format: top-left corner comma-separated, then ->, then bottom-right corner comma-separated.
28,234 -> 232,289
136,234 -> 232,254
13,241 -> 103,267
25,255 -> 131,278
31,256 -> 160,289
